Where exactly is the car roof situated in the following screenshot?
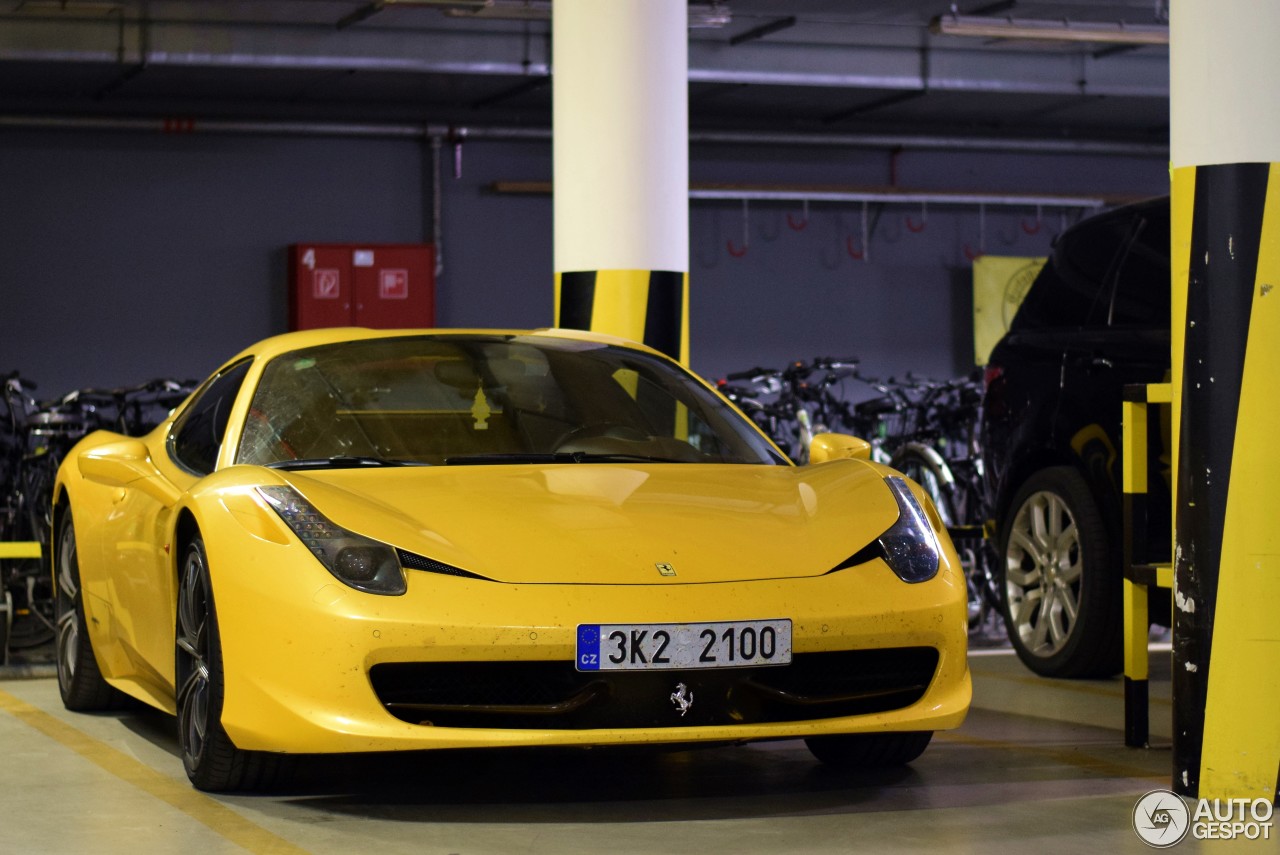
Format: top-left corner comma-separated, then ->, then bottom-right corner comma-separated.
222,327 -> 667,367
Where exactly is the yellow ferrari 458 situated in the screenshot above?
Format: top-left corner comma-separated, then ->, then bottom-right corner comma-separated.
52,327 -> 970,791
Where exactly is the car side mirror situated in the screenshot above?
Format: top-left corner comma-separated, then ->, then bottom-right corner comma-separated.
808,432 -> 872,464
78,439 -> 181,506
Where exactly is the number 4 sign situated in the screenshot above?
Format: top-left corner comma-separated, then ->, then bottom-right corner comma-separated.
379,269 -> 409,300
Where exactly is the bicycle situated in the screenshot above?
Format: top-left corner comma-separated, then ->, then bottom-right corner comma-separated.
722,358 -> 1001,631
884,374 -> 1001,629
1,372 -> 76,659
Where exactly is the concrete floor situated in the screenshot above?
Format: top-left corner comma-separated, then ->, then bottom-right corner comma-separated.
0,643 -> 1263,854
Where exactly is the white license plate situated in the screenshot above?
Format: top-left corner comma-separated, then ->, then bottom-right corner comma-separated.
575,620 -> 792,672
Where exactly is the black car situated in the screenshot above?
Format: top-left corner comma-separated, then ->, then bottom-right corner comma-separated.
981,196 -> 1171,678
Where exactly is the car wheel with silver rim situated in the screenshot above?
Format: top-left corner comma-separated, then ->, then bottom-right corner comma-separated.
998,466 -> 1120,678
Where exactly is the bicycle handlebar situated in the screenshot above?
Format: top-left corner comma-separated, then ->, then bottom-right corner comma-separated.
724,366 -> 776,382
4,371 -> 36,393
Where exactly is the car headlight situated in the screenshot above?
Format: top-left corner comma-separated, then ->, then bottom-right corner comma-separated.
877,476 -> 941,583
257,485 -> 406,596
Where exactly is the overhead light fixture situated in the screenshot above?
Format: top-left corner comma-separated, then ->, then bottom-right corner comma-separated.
930,13 -> 1168,45
442,0 -> 730,27
339,0 -> 730,28
337,0 -> 489,29
689,3 -> 732,28
443,0 -> 549,21
11,0 -> 124,15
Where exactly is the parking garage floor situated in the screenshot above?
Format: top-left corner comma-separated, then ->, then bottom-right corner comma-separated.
0,642 -> 1260,854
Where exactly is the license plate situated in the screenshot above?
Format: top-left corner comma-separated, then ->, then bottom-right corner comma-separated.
576,620 -> 792,672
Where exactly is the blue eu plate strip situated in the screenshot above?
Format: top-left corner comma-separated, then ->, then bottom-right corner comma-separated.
577,624 -> 601,671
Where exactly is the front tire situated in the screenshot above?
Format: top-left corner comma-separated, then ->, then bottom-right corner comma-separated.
176,536 -> 289,791
998,466 -> 1121,678
54,510 -> 125,710
806,731 -> 934,768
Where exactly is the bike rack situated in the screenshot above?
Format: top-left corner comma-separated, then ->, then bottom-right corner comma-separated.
0,541 -> 43,667
1121,382 -> 1173,748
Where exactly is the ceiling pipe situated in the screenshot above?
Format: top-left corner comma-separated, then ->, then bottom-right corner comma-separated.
0,114 -> 1168,157
493,181 -> 1112,210
686,187 -> 1106,209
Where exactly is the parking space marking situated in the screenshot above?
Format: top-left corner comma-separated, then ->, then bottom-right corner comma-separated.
0,688 -> 310,855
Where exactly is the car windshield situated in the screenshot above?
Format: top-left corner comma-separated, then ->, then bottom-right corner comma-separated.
235,334 -> 787,467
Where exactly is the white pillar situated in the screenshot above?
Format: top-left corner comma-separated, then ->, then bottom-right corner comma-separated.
552,0 -> 689,362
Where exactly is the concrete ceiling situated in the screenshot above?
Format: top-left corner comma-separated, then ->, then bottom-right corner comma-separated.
0,0 -> 1170,152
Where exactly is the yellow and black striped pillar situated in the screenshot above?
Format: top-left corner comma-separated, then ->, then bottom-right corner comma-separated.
551,0 -> 690,363
1170,1 -> 1280,801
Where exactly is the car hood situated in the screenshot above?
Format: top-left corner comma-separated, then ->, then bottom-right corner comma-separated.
278,461 -> 899,585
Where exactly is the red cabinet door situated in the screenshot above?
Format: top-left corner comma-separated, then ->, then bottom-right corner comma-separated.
289,244 -> 435,331
289,245 -> 352,330
351,245 -> 435,329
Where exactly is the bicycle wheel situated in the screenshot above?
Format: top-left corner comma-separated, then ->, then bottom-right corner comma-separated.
11,456 -> 57,647
890,444 -> 960,525
950,466 -> 1003,625
890,445 -> 983,626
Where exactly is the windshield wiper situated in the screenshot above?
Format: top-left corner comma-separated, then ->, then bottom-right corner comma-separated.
268,455 -> 429,470
444,452 -> 689,465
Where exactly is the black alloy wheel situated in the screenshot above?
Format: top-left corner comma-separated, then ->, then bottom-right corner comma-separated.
176,536 -> 288,791
54,510 -> 124,710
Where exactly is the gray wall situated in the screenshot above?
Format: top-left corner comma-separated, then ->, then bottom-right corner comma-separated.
0,128 -> 1167,397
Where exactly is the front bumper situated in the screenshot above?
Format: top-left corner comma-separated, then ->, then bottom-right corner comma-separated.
205,518 -> 971,754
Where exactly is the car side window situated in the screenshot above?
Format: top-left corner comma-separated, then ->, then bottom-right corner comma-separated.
170,359 -> 252,475
1009,261 -> 1101,331
1011,202 -> 1170,333
1107,207 -> 1171,328
1010,217 -> 1117,331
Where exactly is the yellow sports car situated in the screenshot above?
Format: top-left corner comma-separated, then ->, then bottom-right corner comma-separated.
52,327 -> 970,791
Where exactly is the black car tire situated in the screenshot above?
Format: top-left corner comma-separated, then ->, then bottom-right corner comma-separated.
805,731 -> 933,768
998,466 -> 1121,678
176,536 -> 290,791
54,511 -> 127,711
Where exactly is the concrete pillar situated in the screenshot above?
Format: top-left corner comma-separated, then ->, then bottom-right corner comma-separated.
552,0 -> 689,363
1170,0 -> 1280,801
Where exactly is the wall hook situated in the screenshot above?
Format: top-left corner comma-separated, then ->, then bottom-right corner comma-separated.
846,235 -> 865,260
787,200 -> 810,231
905,200 -> 928,233
845,201 -> 870,262
1022,205 -> 1044,235
964,203 -> 987,261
